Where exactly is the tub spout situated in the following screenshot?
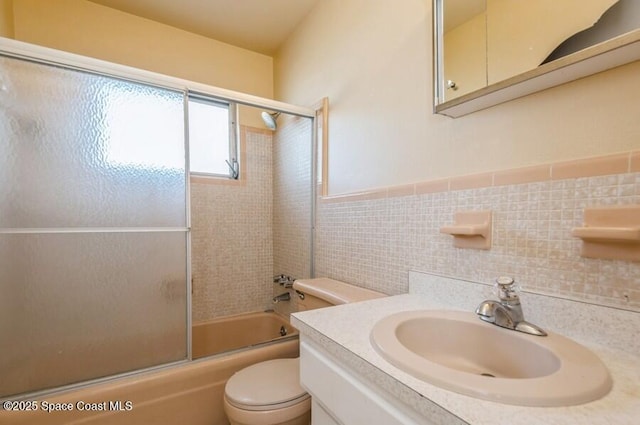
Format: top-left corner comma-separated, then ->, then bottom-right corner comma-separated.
272,292 -> 291,304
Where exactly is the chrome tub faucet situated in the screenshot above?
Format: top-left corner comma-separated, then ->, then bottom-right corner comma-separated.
476,277 -> 547,336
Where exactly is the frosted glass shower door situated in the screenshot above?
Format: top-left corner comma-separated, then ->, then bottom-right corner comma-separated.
0,55 -> 188,397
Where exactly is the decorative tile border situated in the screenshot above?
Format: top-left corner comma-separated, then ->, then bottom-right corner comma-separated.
449,172 -> 493,191
415,179 -> 449,195
321,150 -> 640,202
631,151 -> 640,172
551,153 -> 630,180
493,164 -> 550,186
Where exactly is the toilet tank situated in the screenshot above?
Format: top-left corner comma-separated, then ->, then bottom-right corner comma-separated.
292,278 -> 386,311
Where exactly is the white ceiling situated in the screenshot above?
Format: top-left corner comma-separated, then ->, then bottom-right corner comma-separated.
88,0 -> 320,55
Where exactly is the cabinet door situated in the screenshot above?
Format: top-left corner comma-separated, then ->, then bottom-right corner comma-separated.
311,400 -> 341,425
300,341 -> 436,425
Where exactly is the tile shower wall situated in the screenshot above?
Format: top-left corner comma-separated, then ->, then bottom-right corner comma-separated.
315,173 -> 640,311
273,114 -> 313,317
191,127 -> 273,322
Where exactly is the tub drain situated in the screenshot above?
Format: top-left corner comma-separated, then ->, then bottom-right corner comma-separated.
280,325 -> 287,336
480,373 -> 495,378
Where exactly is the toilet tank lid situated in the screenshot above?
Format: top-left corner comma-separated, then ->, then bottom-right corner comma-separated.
225,358 -> 308,409
292,278 -> 386,305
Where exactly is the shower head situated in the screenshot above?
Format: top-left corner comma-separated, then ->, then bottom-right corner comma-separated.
261,111 -> 280,130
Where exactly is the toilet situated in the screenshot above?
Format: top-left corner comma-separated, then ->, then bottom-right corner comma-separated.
223,278 -> 385,425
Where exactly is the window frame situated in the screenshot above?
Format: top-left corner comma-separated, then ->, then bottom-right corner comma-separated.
187,94 -> 239,180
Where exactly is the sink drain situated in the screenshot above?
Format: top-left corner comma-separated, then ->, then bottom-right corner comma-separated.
480,373 -> 495,378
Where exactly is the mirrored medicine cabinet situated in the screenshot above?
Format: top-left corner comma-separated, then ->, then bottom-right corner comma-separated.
434,0 -> 640,117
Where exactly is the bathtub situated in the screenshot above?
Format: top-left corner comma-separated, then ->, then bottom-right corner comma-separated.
0,311 -> 299,425
193,310 -> 298,358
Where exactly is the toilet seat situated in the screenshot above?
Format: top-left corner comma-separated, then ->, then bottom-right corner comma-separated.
225,358 -> 309,411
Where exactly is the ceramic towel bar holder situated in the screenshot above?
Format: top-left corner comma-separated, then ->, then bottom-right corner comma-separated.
572,205 -> 640,261
440,210 -> 492,250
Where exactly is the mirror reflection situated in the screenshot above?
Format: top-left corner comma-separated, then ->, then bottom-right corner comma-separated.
438,0 -> 640,103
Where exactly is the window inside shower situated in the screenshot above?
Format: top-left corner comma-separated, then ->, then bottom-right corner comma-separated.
188,96 -> 239,179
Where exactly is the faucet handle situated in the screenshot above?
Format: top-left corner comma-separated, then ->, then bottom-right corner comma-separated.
496,276 -> 514,285
495,276 -> 520,302
273,274 -> 295,288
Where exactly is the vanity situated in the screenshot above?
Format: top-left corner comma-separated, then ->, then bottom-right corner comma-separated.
291,272 -> 640,425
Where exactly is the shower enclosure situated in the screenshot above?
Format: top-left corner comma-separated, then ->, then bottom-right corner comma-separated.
0,53 -> 189,398
0,40 -> 316,401
189,105 -> 316,350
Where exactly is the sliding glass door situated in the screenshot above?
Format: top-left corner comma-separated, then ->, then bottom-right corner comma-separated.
0,55 -> 189,397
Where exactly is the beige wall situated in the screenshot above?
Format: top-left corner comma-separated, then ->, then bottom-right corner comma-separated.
0,0 -> 13,37
7,0 -> 274,128
274,0 -> 640,195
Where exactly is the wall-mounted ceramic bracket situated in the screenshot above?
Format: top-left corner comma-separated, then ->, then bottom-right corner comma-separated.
440,210 -> 492,250
572,205 -> 640,261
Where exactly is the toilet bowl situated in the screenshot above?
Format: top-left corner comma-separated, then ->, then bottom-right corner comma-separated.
224,358 -> 310,425
224,278 -> 385,425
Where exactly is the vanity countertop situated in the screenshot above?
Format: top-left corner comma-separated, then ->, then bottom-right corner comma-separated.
291,291 -> 640,425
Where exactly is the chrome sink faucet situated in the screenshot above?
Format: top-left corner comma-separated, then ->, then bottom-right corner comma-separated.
475,277 -> 547,336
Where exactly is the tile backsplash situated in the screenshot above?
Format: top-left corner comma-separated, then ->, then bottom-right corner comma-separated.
191,119 -> 314,322
191,127 -> 274,322
272,114 -> 313,317
315,172 -> 640,311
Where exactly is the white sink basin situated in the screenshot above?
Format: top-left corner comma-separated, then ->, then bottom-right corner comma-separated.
370,310 -> 612,406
